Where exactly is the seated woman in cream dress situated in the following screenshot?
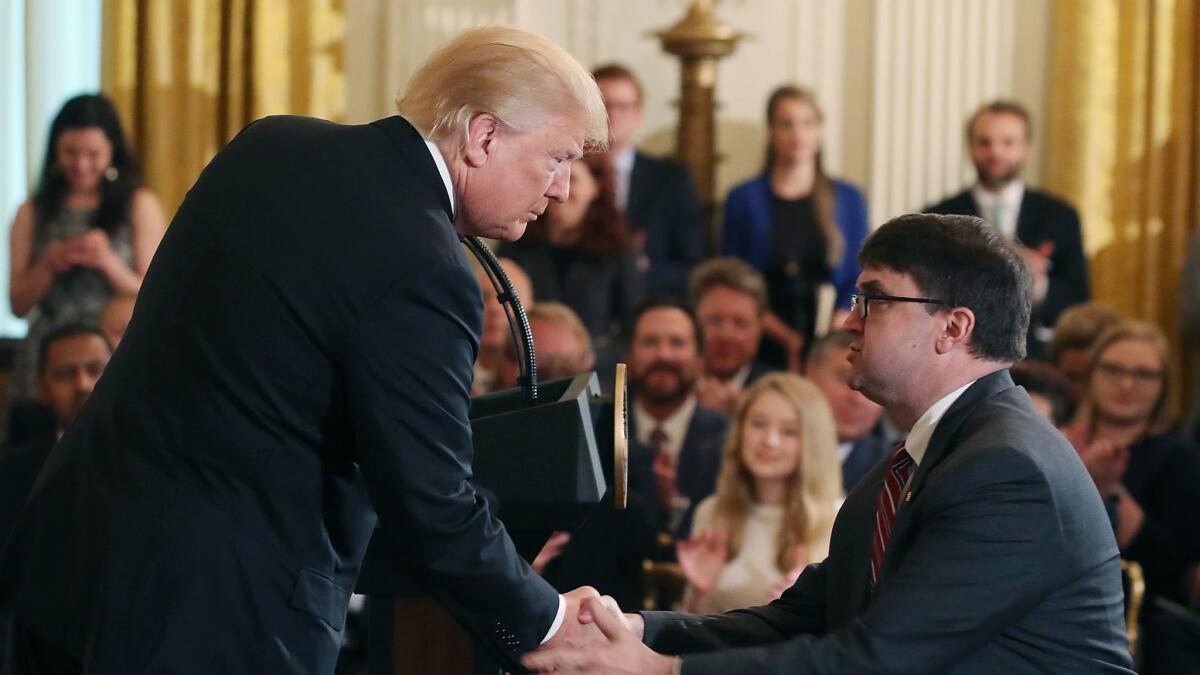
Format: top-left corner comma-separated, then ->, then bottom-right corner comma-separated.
677,373 -> 844,614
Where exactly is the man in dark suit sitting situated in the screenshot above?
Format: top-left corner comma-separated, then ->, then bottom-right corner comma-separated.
0,325 -> 112,542
0,26 -> 611,675
525,213 -> 1133,674
626,298 -> 728,539
593,64 -> 705,297
926,101 -> 1090,359
804,330 -> 888,493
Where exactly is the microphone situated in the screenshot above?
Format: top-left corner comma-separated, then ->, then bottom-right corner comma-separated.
461,236 -> 629,559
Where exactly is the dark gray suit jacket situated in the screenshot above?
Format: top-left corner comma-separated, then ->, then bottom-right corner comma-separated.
0,116 -> 559,674
641,370 -> 1133,674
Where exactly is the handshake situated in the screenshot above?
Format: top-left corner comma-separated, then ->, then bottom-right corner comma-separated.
522,586 -> 678,675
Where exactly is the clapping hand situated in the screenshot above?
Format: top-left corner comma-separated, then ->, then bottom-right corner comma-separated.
1062,421 -> 1128,497
767,544 -> 808,602
70,228 -> 119,271
523,597 -> 675,675
675,529 -> 728,594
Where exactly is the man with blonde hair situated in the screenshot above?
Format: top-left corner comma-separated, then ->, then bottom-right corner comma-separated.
0,25 -> 607,675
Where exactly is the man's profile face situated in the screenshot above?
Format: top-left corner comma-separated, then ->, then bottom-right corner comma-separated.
695,286 -> 762,380
38,333 -> 112,433
842,267 -> 940,405
628,307 -> 700,407
596,77 -> 643,151
968,111 -> 1030,190
457,114 -> 585,242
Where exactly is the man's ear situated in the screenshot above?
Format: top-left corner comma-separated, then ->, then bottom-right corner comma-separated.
936,306 -> 976,355
463,113 -> 500,169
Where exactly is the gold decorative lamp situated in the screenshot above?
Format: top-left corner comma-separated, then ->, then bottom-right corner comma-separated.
656,0 -> 742,245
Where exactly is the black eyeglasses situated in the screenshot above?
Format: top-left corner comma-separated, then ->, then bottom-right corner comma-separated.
849,293 -> 949,319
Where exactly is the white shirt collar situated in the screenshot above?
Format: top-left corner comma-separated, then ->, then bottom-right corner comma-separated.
903,379 -> 976,466
728,363 -> 753,390
423,139 -> 456,218
633,395 -> 698,459
612,146 -> 636,174
971,180 -> 1024,240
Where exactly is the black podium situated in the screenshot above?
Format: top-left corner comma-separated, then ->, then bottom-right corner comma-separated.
356,369 -> 628,675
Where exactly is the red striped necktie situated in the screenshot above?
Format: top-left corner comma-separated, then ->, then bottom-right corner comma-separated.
870,443 -> 915,589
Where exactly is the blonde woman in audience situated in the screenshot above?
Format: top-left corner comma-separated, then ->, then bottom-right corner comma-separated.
677,372 -> 843,614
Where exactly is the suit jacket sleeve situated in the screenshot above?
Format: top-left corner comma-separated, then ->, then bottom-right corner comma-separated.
344,255 -> 559,662
1037,203 -> 1090,323
649,164 -> 705,295
832,183 -> 869,308
641,558 -> 829,654
722,186 -> 752,262
653,447 -> 1073,675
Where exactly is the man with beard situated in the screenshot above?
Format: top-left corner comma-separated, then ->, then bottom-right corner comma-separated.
926,101 -> 1089,358
691,258 -> 773,416
626,298 -> 728,539
804,330 -> 888,492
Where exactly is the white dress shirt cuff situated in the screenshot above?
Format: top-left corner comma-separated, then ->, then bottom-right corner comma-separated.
541,595 -> 567,644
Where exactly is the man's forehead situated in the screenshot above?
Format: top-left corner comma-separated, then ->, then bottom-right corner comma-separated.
856,266 -> 917,293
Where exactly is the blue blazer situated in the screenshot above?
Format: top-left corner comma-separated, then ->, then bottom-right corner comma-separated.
722,174 -> 869,308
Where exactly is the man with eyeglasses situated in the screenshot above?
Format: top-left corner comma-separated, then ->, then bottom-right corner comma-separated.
523,213 -> 1132,675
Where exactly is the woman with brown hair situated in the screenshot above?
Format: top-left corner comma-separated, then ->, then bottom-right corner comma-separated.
1061,320 -> 1200,673
676,373 -> 843,614
499,153 -> 642,355
722,86 -> 868,370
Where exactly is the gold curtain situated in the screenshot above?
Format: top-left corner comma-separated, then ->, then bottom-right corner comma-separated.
101,0 -> 346,217
1044,0 -> 1200,408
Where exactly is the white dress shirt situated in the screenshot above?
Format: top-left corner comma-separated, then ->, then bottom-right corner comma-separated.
633,395 -> 698,461
903,379 -> 977,472
612,146 -> 636,213
422,139 -> 567,644
971,180 -> 1024,241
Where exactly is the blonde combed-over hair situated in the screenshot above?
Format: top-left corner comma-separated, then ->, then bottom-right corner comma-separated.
397,25 -> 608,154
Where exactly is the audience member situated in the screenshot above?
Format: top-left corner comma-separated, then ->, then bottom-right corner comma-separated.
626,298 -> 728,539
98,292 -> 136,350
804,331 -> 888,492
1,324 -> 112,541
676,374 -> 843,614
471,254 -> 534,395
1061,320 -> 1200,673
499,156 -> 643,363
722,85 -> 869,370
690,258 -> 773,415
7,94 -> 165,400
526,302 -> 596,381
592,64 -> 704,296
1010,359 -> 1072,426
926,100 -> 1089,358
1048,301 -> 1124,407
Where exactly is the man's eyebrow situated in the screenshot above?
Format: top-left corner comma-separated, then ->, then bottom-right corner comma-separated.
859,280 -> 884,294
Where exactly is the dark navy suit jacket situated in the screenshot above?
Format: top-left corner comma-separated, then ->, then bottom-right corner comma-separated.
0,116 -> 559,674
642,370 -> 1133,674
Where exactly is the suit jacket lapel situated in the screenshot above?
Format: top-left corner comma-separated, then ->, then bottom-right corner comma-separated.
1015,191 -> 1039,245
626,153 -> 648,226
842,460 -> 890,614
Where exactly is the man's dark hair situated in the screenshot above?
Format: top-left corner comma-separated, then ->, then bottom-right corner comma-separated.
858,213 -> 1031,362
1010,359 -> 1072,426
966,100 -> 1033,143
591,63 -> 643,103
806,330 -> 857,368
38,323 -> 113,376
631,297 -> 701,348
